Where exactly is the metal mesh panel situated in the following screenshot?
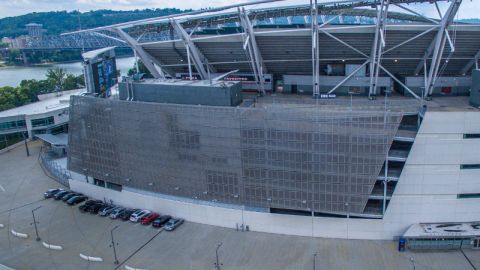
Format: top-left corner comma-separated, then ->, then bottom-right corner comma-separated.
68,96 -> 402,214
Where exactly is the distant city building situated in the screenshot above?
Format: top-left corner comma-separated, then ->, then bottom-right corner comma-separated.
10,35 -> 28,49
25,23 -> 44,39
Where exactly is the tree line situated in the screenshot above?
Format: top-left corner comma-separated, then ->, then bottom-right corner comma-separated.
0,68 -> 84,111
0,9 -> 188,38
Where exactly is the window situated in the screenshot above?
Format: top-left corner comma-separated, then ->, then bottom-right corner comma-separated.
94,178 -> 105,187
106,181 -> 122,192
31,116 -> 54,127
460,164 -> 480,170
0,120 -> 26,130
457,193 -> 480,199
463,134 -> 480,139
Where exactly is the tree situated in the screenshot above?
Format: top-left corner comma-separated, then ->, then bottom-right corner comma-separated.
46,67 -> 66,91
127,59 -> 152,77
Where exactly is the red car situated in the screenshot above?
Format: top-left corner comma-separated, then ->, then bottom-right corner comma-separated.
140,212 -> 160,225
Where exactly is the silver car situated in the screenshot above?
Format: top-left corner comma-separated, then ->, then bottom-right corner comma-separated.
98,205 -> 117,216
109,207 -> 126,219
129,209 -> 151,222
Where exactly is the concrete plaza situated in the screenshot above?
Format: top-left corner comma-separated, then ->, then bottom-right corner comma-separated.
0,141 -> 478,270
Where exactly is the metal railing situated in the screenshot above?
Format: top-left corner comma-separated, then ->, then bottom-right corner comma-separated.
39,148 -> 71,188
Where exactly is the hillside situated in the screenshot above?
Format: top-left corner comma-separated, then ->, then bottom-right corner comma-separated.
0,9 -> 190,38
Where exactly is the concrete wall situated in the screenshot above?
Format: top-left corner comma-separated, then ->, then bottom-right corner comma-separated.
68,109 -> 480,240
401,76 -> 471,97
470,70 -> 480,107
383,111 -> 480,238
282,75 -> 391,95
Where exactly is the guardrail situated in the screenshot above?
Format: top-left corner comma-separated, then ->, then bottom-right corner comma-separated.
39,149 -> 71,188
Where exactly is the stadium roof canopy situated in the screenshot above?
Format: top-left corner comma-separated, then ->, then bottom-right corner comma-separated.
66,0 -> 480,98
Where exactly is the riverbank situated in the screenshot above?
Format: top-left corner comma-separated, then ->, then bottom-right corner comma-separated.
2,54 -> 135,67
0,56 -> 135,87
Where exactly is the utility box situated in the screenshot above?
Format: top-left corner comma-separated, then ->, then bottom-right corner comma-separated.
118,79 -> 243,107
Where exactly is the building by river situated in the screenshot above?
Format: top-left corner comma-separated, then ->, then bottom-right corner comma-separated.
0,89 -> 83,150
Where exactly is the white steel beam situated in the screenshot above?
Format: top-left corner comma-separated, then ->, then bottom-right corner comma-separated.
239,7 -> 268,95
311,0 -> 320,97
369,0 -> 390,98
381,25 -> 439,55
327,60 -> 370,94
424,0 -> 462,97
115,28 -> 165,79
171,19 -> 214,80
318,29 -> 368,58
379,64 -> 421,100
460,49 -> 480,75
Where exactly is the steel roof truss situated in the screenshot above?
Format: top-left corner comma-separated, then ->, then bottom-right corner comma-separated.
369,0 -> 390,98
240,7 -> 267,95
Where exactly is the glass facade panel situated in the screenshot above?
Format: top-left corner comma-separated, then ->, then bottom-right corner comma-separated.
0,120 -> 26,130
31,116 -> 54,127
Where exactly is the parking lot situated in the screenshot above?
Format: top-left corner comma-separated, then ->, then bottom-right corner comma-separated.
1,141 -> 479,270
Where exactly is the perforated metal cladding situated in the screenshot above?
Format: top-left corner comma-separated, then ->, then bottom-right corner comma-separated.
68,96 -> 402,214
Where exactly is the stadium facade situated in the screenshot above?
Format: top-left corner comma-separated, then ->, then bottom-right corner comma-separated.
63,0 -> 480,240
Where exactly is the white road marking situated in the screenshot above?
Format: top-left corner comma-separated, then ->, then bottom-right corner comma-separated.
0,185 -> 5,192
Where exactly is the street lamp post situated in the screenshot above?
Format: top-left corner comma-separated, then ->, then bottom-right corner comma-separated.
110,225 -> 120,265
410,257 -> 416,270
214,242 -> 223,270
31,206 -> 42,241
345,202 -> 350,239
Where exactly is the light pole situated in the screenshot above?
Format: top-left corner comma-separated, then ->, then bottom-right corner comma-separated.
31,206 -> 42,241
214,242 -> 223,270
410,257 -> 416,270
345,202 -> 350,239
313,253 -> 318,270
109,225 -> 120,265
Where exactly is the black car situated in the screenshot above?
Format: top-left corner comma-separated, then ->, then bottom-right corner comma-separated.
84,200 -> 103,206
67,195 -> 88,205
79,201 -> 103,212
152,215 -> 171,228
88,203 -> 108,214
119,209 -> 138,221
43,188 -> 63,199
53,190 -> 70,200
62,192 -> 81,202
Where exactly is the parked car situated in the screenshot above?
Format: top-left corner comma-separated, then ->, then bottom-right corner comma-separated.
67,195 -> 88,205
53,190 -> 70,200
152,215 -> 171,228
84,199 -> 103,206
164,218 -> 184,231
62,192 -> 82,202
99,205 -> 117,216
109,207 -> 126,219
140,212 -> 160,225
130,210 -> 151,223
79,200 -> 103,212
44,188 -> 63,199
119,209 -> 138,221
89,203 -> 108,214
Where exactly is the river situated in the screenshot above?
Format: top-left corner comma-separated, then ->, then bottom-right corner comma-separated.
0,57 -> 136,87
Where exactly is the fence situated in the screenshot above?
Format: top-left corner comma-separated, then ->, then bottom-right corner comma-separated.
39,148 -> 71,188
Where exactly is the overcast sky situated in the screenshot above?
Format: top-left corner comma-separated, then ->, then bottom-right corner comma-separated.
0,0 -> 478,19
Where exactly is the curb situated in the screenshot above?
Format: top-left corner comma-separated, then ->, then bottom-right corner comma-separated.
42,242 -> 63,251
79,253 -> 103,262
10,229 -> 28,239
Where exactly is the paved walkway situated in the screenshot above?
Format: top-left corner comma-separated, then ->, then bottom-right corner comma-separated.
0,141 -> 478,270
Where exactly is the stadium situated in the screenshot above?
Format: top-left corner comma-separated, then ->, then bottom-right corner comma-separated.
56,0 -> 480,243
